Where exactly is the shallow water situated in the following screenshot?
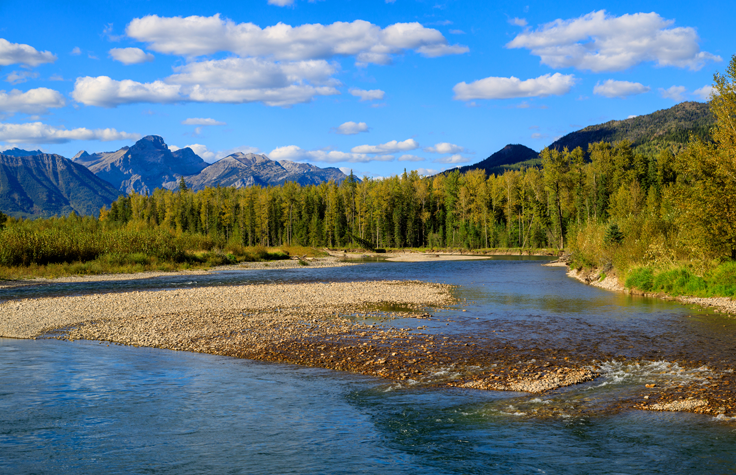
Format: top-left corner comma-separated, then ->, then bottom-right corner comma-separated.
3,257 -> 736,473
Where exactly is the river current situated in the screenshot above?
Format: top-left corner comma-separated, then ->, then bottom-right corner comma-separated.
2,257 -> 736,473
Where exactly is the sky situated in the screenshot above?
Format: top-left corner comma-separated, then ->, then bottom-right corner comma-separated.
0,0 -> 733,178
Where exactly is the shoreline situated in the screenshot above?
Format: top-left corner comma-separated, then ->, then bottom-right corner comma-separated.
0,256 -> 356,290
562,263 -> 736,316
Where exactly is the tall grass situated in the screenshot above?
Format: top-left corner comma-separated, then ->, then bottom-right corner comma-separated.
0,216 -> 297,280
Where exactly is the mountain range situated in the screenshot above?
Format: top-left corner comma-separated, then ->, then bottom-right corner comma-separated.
0,101 -> 716,218
0,153 -> 122,218
0,135 -> 349,217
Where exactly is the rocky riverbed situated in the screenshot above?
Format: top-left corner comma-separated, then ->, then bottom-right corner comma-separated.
2,276 -> 734,418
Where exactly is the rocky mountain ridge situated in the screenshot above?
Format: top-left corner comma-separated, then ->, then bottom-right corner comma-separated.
0,153 -> 122,218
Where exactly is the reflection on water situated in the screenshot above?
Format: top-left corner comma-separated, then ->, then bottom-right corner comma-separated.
2,257 -> 736,473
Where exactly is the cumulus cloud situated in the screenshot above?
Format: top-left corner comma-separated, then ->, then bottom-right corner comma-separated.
5,71 -> 39,85
109,47 -> 154,65
424,142 -> 465,154
126,15 -> 468,65
693,85 -> 715,101
170,143 -> 261,162
349,88 -> 385,101
0,38 -> 56,66
415,167 -> 440,176
0,122 -> 140,144
169,57 -> 338,89
593,79 -> 650,98
509,18 -> 528,27
660,85 -> 687,101
398,154 -> 425,162
334,121 -> 369,135
72,76 -> 182,107
433,154 -> 469,164
0,88 -> 66,115
507,10 -> 721,72
269,145 -> 395,163
70,47 -> 82,56
351,138 -> 419,154
182,118 -> 226,126
74,57 -> 341,108
453,73 -> 576,100
268,0 -> 295,5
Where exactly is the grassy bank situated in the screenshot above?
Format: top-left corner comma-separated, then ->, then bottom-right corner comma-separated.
624,262 -> 736,298
0,216 -> 324,280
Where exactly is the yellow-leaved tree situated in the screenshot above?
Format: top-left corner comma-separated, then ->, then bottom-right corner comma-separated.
676,54 -> 736,260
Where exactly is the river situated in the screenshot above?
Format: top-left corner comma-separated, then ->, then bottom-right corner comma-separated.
2,257 -> 736,473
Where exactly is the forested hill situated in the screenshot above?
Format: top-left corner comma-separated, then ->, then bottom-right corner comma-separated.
548,101 -> 714,156
454,144 -> 539,176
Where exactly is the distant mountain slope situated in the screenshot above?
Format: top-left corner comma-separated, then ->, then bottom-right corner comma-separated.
74,135 -> 209,195
453,144 -> 540,176
1,147 -> 44,157
184,152 -> 347,191
549,101 -> 714,155
0,153 -> 122,218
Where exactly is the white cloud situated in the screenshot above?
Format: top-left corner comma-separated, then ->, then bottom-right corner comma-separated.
0,88 -> 66,115
74,57 -> 341,108
628,115 -> 639,119
72,76 -> 182,107
169,57 -> 339,89
334,121 -> 369,135
593,79 -> 650,98
70,47 -> 82,56
415,167 -> 439,176
109,47 -> 154,65
0,122 -> 140,144
351,138 -> 419,154
171,143 -> 261,162
449,29 -> 465,35
424,142 -> 465,154
178,143 -> 215,161
126,15 -> 468,65
398,154 -> 425,162
349,88 -> 385,101
182,118 -> 226,126
507,10 -> 721,72
5,71 -> 39,85
659,85 -> 687,101
433,154 -> 469,164
269,145 -> 395,163
268,0 -> 295,5
187,84 -> 339,107
0,38 -> 56,67
509,18 -> 528,27
693,85 -> 715,101
453,73 -> 576,100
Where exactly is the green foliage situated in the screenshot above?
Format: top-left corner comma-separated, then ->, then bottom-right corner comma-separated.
625,263 -> 736,297
604,222 -> 624,245
0,210 -> 7,230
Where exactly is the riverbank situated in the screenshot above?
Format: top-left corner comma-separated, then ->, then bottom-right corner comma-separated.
0,278 -> 600,397
0,256 -> 355,290
563,263 -> 736,316
3,263 -> 734,419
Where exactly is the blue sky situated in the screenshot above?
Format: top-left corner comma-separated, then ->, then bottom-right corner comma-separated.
0,0 -> 732,177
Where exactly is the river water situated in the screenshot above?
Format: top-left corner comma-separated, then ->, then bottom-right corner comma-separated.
2,257 -> 736,474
